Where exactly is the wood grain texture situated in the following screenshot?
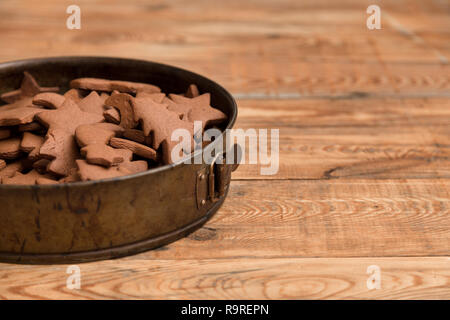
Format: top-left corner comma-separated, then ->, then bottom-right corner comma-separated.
127,179 -> 450,259
233,97 -> 450,179
0,257 -> 449,299
0,0 -> 449,300
0,0 -> 448,97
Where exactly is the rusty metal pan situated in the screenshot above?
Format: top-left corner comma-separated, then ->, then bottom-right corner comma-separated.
0,57 -> 238,264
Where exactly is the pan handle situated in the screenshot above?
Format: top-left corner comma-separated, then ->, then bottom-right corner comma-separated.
209,143 -> 241,201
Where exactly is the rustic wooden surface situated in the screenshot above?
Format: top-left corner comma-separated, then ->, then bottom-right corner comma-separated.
0,0 -> 449,299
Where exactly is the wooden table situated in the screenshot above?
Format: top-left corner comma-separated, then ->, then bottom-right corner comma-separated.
0,0 -> 449,299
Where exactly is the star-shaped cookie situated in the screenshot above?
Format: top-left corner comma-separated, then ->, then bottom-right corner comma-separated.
2,169 -> 56,185
168,93 -> 227,129
35,99 -> 104,133
35,99 -> 104,176
1,72 -> 59,104
0,98 -> 44,126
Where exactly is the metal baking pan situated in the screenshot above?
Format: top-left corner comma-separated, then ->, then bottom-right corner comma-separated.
0,56 -> 238,264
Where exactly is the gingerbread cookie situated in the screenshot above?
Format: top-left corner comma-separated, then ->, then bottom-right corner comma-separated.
170,93 -> 227,129
0,99 -> 44,126
104,93 -> 137,129
133,97 -> 194,164
0,161 -> 23,182
134,98 -> 192,146
36,99 -> 104,133
70,78 -> 161,95
75,122 -> 124,148
120,160 -> 148,173
59,167 -> 80,183
2,170 -> 54,185
39,129 -> 80,176
0,72 -> 59,104
103,108 -> 121,124
0,137 -> 22,160
81,144 -> 132,167
164,97 -> 190,120
110,137 -> 157,161
36,177 -> 59,185
77,159 -> 132,181
64,88 -> 85,102
20,132 -> 44,160
136,91 -> 166,103
123,128 -> 152,145
78,91 -> 107,115
35,100 -> 104,176
32,92 -> 65,109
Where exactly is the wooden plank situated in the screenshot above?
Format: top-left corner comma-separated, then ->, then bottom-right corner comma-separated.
0,257 -> 449,299
0,0 -> 448,97
94,179 -> 450,259
232,98 -> 450,179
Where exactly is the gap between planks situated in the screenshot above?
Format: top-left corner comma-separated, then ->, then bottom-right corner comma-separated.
233,92 -> 450,100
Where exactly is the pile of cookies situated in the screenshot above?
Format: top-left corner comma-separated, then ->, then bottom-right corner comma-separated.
0,72 -> 227,185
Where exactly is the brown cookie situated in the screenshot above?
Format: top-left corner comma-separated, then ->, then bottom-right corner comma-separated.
0,161 -> 23,181
110,137 -> 157,161
0,128 -> 11,140
123,128 -> 152,145
185,84 -> 200,98
0,159 -> 5,170
0,99 -> 44,126
2,169 -> 54,185
32,92 -> 65,109
136,91 -> 166,103
39,129 -> 80,176
104,93 -> 137,129
59,168 -> 80,183
36,99 -> 104,133
133,97 -> 194,164
0,137 -> 22,160
35,99 -> 104,176
76,159 -> 132,181
164,98 -> 190,120
75,122 -> 124,148
64,88 -> 85,102
120,160 -> 148,173
169,93 -> 227,129
78,91 -> 107,115
36,177 -> 59,185
20,132 -> 44,160
0,72 -> 59,104
103,108 -> 120,124
81,144 -> 132,167
70,78 -> 161,94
